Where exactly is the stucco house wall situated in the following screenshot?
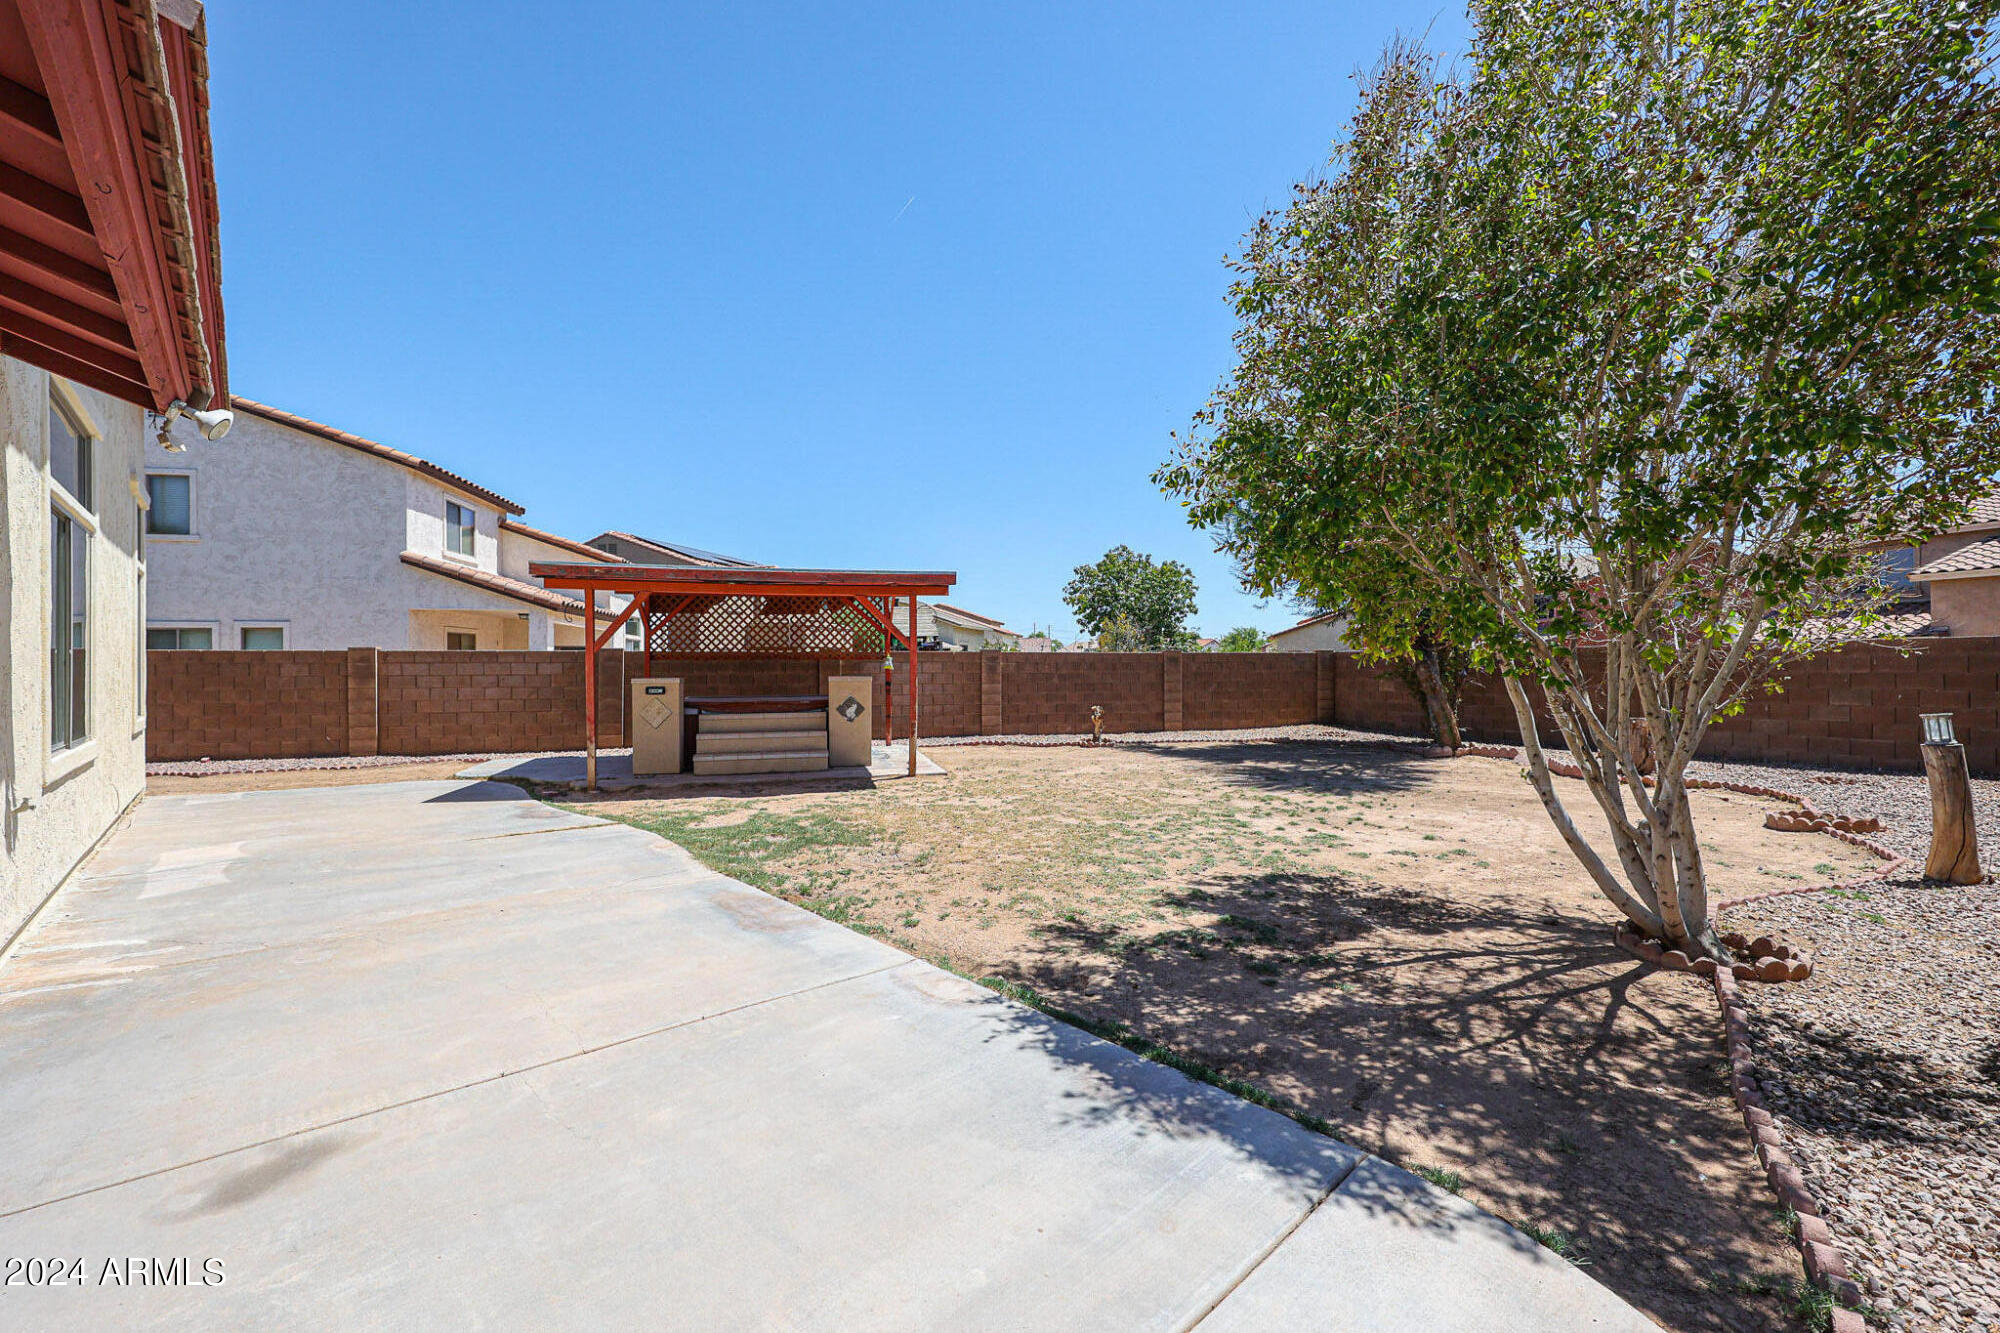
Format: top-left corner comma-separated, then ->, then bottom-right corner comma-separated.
2,359 -> 149,946
1266,614 -> 1351,652
1928,578 -> 2000,637
144,408 -> 587,650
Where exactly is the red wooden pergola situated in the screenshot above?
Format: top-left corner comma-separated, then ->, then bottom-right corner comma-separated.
529,563 -> 956,787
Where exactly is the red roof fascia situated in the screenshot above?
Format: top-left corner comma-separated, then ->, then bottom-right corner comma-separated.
531,562 -> 956,598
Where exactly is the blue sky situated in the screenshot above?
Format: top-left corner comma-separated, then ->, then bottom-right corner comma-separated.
208,1 -> 1466,640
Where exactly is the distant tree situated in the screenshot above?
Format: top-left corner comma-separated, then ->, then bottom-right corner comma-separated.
1063,546 -> 1201,650
1216,626 -> 1268,652
1160,0 -> 2000,957
1095,614 -> 1148,652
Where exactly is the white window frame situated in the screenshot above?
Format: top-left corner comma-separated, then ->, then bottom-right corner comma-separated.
143,469 -> 198,540
445,501 -> 477,562
45,381 -> 101,782
237,623 -> 289,651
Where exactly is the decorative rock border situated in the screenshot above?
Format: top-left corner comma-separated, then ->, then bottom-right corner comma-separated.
1715,966 -> 1869,1333
1612,922 -> 1816,982
1505,754 -> 1900,1332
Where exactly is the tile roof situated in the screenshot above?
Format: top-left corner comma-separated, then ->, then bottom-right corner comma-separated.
1967,488 -> 2000,528
400,551 -> 583,615
932,603 -> 1011,630
1912,537 -> 2000,578
234,399 -> 524,515
589,530 -> 760,568
499,518 -> 623,562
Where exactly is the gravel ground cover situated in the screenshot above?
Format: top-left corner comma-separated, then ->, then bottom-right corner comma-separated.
923,722 -> 1424,748
1722,884 -> 2000,1333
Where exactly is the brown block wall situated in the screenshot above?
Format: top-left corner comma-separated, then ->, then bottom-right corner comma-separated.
376,652 -> 583,756
146,650 -> 349,761
1182,652 -> 1319,730
994,653 -> 1167,735
1332,640 -> 2000,775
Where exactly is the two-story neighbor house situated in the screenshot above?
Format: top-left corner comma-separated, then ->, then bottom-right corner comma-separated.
2,0 -> 229,943
144,399 -> 628,650
1908,487 -> 2000,637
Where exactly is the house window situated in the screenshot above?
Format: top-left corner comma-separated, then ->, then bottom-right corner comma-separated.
50,507 -> 88,750
147,473 -> 193,535
50,399 -> 91,511
446,631 -> 478,651
240,626 -> 285,650
446,502 -> 476,557
147,627 -> 213,650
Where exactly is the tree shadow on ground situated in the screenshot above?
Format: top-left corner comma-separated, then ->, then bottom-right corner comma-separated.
983,866 -> 1812,1333
1122,741 -> 1433,797
1749,1014 -> 2000,1145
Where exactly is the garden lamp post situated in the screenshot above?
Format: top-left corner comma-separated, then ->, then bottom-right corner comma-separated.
1919,713 -> 1982,884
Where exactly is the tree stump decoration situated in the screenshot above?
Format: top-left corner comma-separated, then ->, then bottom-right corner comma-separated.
1921,738 -> 1983,884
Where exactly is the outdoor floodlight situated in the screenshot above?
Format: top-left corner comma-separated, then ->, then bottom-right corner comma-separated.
154,399 -> 235,450
1921,712 -> 1957,745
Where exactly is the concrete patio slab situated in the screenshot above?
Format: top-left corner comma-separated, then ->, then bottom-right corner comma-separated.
458,738 -> 945,788
0,779 -> 1653,1329
1200,1155 -> 1656,1331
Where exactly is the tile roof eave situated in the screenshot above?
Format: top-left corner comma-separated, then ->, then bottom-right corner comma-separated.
401,551 -> 584,616
499,518 -> 624,562
234,399 -> 525,515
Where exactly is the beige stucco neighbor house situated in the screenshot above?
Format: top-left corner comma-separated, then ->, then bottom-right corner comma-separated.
887,600 -> 1020,651
1265,610 -> 1352,652
144,400 -> 628,651
2,0 -> 227,944
1908,490 -> 2000,637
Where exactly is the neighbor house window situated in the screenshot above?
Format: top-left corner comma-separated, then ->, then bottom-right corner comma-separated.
49,507 -> 88,750
446,631 -> 478,651
446,502 -> 475,557
240,626 -> 285,650
147,627 -> 213,650
146,473 -> 193,535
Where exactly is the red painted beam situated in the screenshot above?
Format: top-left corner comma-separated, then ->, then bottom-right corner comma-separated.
0,221 -> 122,312
0,75 -> 63,145
0,298 -> 145,381
17,0 -> 196,411
0,266 -> 133,350
0,327 -> 148,401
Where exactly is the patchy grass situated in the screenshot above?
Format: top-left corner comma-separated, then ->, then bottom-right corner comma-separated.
1415,1165 -> 1465,1194
1516,1222 -> 1590,1266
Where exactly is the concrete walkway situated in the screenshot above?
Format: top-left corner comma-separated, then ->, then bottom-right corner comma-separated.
0,781 -> 1653,1330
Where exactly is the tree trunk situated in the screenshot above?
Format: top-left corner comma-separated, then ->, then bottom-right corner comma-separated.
1413,649 -> 1462,750
1923,741 -> 1984,884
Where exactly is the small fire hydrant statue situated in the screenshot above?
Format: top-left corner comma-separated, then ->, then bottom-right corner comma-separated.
1089,705 -> 1105,746
1920,713 -> 1983,884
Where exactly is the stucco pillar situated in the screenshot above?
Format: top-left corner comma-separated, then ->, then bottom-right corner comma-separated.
345,647 -> 378,756
526,611 -> 554,651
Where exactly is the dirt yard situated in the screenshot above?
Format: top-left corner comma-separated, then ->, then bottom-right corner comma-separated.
559,739 -> 1884,1332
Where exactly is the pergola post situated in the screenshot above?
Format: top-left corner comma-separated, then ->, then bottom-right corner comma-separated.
584,586 -> 598,790
908,596 -> 919,777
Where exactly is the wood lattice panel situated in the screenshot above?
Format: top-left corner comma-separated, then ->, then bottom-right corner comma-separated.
641,594 -> 891,657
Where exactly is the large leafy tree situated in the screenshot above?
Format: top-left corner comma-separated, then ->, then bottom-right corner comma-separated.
1064,546 -> 1202,650
1160,0 -> 2000,956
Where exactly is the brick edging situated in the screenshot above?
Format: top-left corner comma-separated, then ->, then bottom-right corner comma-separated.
1716,967 -> 1869,1331
1487,753 -> 1892,1327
